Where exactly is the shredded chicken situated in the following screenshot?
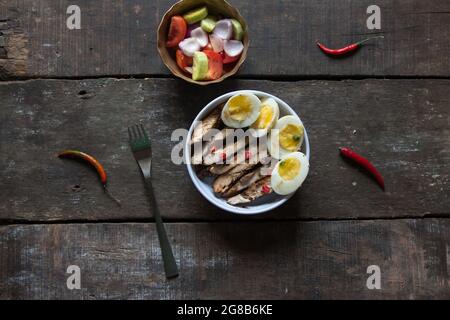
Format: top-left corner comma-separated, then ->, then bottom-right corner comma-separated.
212,163 -> 258,194
203,134 -> 248,166
190,105 -> 223,146
191,102 -> 278,206
222,162 -> 274,198
192,128 -> 232,165
227,176 -> 272,205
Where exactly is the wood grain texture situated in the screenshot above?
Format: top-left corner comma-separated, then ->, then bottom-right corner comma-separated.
0,78 -> 449,221
1,0 -> 450,78
0,219 -> 449,299
0,0 -> 29,78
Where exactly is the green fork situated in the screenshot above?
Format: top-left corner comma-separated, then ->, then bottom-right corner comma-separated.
128,124 -> 179,279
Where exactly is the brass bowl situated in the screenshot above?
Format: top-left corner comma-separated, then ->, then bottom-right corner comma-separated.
157,0 -> 249,85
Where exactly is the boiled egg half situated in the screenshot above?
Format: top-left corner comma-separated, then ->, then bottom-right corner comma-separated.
221,93 -> 261,128
271,152 -> 309,195
250,97 -> 279,137
268,115 -> 304,159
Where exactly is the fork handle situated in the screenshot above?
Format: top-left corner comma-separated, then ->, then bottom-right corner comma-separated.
145,179 -> 179,279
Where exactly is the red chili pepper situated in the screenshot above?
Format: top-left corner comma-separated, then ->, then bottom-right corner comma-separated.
261,184 -> 271,194
339,147 -> 385,191
317,36 -> 384,56
221,152 -> 227,161
58,150 -> 121,205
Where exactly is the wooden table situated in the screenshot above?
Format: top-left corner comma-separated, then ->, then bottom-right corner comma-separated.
0,0 -> 449,299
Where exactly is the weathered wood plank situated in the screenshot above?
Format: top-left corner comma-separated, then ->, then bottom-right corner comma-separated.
0,219 -> 449,299
1,0 -> 450,78
0,78 -> 449,221
0,0 -> 28,78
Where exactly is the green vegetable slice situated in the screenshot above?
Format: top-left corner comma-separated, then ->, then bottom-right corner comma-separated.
183,6 -> 208,24
192,51 -> 209,81
230,19 -> 244,40
201,15 -> 217,33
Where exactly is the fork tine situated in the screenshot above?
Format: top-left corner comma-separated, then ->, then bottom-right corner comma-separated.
132,125 -> 139,139
128,127 -> 133,141
135,124 -> 143,138
140,124 -> 148,138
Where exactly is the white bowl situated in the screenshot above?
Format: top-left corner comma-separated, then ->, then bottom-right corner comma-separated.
184,90 -> 310,215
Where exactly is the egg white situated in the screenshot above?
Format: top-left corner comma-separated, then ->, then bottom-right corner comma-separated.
268,115 -> 304,159
250,97 -> 280,138
221,93 -> 261,128
271,152 -> 309,195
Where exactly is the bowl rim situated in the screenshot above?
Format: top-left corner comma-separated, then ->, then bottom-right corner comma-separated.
156,0 -> 249,85
184,90 -> 310,215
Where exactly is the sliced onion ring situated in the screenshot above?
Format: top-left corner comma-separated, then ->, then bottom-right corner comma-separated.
179,37 -> 201,57
190,27 -> 208,47
209,34 -> 224,53
213,19 -> 232,40
186,23 -> 200,37
223,40 -> 244,57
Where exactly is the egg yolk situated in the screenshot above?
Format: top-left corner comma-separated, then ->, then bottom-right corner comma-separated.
279,124 -> 303,151
251,105 -> 273,129
278,158 -> 301,180
228,95 -> 252,121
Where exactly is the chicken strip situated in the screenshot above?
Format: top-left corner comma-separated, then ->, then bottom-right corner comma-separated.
227,176 -> 272,205
208,163 -> 237,176
222,161 -> 275,198
190,104 -> 223,146
203,134 -> 248,166
192,128 -> 233,165
212,162 -> 258,194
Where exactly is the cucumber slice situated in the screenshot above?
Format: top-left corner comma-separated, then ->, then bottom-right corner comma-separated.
230,19 -> 244,41
201,15 -> 217,33
183,6 -> 208,24
192,51 -> 209,81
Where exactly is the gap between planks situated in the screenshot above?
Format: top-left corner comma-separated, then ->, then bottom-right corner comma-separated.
2,74 -> 450,83
1,214 -> 450,227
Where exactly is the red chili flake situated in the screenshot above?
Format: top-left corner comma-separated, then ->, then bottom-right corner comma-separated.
261,184 -> 271,194
210,146 -> 217,153
245,150 -> 252,160
221,152 -> 227,161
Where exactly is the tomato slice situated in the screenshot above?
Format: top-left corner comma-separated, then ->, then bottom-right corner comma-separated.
176,49 -> 193,70
203,50 -> 223,80
222,52 -> 240,64
204,42 -> 214,51
166,16 -> 187,48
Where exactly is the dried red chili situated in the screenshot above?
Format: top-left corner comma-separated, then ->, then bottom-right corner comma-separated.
317,36 -> 384,56
58,150 -> 121,205
339,147 -> 385,191
221,152 -> 227,161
